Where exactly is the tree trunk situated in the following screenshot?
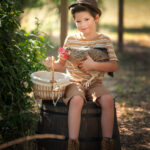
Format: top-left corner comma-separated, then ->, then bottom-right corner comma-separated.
60,0 -> 68,47
118,0 -> 124,51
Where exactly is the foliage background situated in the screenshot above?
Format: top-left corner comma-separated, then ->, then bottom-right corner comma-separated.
0,0 -> 52,149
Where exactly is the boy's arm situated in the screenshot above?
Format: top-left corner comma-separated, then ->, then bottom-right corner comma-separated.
53,59 -> 66,72
78,55 -> 118,72
44,57 -> 67,72
92,61 -> 118,72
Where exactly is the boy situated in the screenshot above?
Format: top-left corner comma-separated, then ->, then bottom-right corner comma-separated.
45,0 -> 118,150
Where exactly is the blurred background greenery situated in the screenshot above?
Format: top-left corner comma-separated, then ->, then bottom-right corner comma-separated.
20,0 -> 150,47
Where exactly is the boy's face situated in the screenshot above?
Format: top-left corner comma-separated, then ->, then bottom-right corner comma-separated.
74,11 -> 99,36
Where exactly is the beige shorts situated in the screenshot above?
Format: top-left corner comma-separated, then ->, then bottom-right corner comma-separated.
63,81 -> 110,105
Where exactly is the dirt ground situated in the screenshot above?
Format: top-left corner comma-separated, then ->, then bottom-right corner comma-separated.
104,41 -> 150,150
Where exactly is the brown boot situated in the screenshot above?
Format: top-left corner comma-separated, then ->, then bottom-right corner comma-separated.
101,138 -> 114,150
68,139 -> 79,150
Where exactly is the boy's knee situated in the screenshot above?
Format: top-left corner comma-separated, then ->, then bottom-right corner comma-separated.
98,95 -> 114,109
70,95 -> 84,108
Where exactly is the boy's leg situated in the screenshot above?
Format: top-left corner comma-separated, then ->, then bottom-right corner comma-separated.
68,95 -> 84,139
87,82 -> 114,137
97,94 -> 114,138
67,96 -> 84,150
97,94 -> 114,150
64,83 -> 86,150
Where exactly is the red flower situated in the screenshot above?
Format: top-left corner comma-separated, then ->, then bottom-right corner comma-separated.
58,47 -> 69,59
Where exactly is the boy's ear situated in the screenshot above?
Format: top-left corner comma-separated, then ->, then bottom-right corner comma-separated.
95,14 -> 100,23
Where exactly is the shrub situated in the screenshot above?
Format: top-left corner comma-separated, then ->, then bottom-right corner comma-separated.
0,0 -> 52,147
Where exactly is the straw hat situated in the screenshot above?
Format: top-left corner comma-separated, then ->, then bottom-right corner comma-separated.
69,0 -> 102,16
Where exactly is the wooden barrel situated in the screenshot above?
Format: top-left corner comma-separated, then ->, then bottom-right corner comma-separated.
37,100 -> 121,150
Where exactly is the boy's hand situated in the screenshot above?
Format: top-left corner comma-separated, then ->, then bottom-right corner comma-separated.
44,56 -> 55,69
78,55 -> 95,71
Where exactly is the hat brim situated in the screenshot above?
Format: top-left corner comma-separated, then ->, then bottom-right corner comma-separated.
69,2 -> 101,16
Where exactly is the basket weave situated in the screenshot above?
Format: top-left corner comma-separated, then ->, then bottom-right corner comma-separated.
31,57 -> 70,105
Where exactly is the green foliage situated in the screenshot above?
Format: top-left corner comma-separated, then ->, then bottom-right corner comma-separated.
20,0 -> 47,9
0,0 -> 52,146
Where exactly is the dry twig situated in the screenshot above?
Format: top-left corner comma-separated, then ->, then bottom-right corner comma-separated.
0,134 -> 65,150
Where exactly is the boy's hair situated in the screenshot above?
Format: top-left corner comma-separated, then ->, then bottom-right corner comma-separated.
70,4 -> 99,19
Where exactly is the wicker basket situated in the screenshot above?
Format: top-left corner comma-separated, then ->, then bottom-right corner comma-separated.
31,57 -> 70,106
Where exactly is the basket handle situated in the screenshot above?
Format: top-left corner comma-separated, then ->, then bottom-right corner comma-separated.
50,56 -> 56,83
